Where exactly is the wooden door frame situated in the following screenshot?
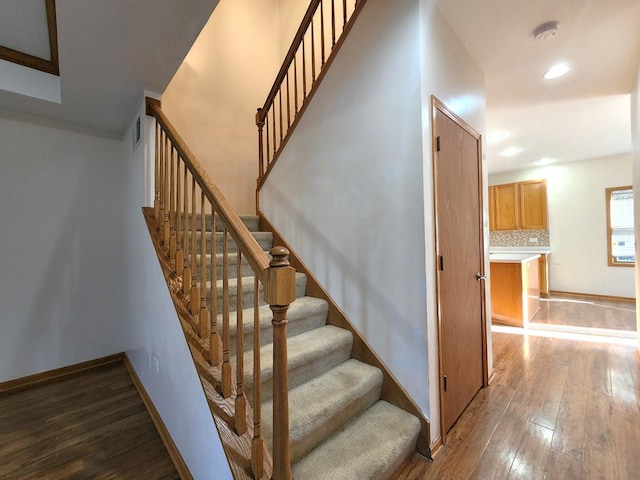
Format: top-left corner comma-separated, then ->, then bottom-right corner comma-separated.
431,95 -> 489,444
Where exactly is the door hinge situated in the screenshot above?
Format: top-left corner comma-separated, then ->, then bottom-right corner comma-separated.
439,255 -> 444,271
436,136 -> 441,152
443,374 -> 448,392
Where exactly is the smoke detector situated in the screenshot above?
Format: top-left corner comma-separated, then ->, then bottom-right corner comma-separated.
533,21 -> 559,41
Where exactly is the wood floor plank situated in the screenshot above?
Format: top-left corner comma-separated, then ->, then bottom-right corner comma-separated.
612,403 -> 640,480
505,421 -> 554,480
582,390 -> 619,480
549,341 -> 589,459
491,335 -> 543,390
430,384 -> 515,479
0,362 -> 180,480
609,345 -> 640,410
543,449 -> 583,480
528,355 -> 568,430
468,399 -> 530,480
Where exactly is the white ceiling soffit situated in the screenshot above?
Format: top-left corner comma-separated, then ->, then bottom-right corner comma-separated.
0,0 -> 218,136
437,0 -> 640,173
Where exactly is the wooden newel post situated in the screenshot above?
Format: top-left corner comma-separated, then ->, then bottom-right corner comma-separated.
265,246 -> 296,480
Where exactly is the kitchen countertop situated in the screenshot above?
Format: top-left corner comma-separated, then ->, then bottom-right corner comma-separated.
489,247 -> 551,254
489,253 -> 541,264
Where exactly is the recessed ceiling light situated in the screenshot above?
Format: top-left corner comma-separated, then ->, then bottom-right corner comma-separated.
535,157 -> 556,166
487,131 -> 510,144
500,147 -> 523,157
544,63 -> 570,80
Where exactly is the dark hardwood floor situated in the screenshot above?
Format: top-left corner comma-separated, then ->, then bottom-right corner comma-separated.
397,331 -> 640,479
531,293 -> 636,331
0,362 -> 179,480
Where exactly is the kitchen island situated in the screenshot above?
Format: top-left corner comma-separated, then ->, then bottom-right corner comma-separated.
489,253 -> 541,327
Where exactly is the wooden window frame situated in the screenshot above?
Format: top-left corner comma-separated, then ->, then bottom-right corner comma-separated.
0,0 -> 59,76
606,185 -> 634,268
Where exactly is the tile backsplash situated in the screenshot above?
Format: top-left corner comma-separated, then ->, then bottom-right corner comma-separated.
490,229 -> 550,247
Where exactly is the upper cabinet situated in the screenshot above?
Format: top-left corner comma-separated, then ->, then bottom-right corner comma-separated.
519,180 -> 547,229
489,180 -> 548,231
493,183 -> 519,230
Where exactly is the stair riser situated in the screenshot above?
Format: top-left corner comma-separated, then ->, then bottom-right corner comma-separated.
180,214 -> 260,232
228,308 -> 327,356
194,260 -> 255,281
185,233 -> 273,254
201,274 -> 307,313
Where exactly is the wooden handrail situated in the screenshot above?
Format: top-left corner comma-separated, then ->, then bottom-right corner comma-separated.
256,0 -> 369,191
147,98 -> 270,281
146,97 -> 295,479
257,0 -> 322,120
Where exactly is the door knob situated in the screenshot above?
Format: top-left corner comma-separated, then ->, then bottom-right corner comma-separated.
476,273 -> 486,281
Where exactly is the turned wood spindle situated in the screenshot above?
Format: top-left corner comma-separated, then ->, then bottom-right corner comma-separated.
221,229 -> 232,398
251,276 -> 264,479
256,109 -> 265,179
154,122 -> 160,221
235,250 -> 246,435
199,193 -> 209,339
190,178 -> 199,316
175,159 -> 184,275
209,211 -> 220,367
182,166 -> 191,295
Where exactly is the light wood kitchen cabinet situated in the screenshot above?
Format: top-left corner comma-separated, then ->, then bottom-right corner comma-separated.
519,180 -> 547,229
493,183 -> 519,231
490,254 -> 540,326
489,180 -> 548,231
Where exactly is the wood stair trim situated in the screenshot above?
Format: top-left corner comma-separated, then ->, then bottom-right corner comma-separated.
255,0 -> 371,192
258,210 -> 432,459
146,98 -> 271,282
142,207 -> 272,479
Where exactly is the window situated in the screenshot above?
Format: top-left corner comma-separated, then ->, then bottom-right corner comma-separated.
606,186 -> 634,267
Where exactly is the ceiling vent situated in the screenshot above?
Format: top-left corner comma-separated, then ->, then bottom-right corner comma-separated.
533,21 -> 559,41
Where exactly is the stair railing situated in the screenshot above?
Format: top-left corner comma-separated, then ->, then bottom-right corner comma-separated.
256,0 -> 369,189
146,98 -> 295,480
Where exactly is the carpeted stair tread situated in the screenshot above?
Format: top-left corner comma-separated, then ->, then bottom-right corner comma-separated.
241,325 -> 353,402
291,400 -> 421,480
262,359 -> 383,463
226,296 -> 328,355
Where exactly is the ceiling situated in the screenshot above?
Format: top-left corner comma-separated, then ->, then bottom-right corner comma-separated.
437,0 -> 640,174
0,0 -> 218,136
1,0 -> 638,157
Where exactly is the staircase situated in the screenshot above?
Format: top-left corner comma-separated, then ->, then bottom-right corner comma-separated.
144,0 -> 432,476
219,216 -> 421,479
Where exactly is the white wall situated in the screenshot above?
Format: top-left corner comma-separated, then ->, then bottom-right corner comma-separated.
420,1 -> 488,442
162,0 -> 281,214
632,56 -> 640,338
262,0 -> 426,414
0,111 -> 126,382
490,154 -> 635,299
121,100 -> 232,480
260,0 -> 487,443
277,0 -> 309,58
